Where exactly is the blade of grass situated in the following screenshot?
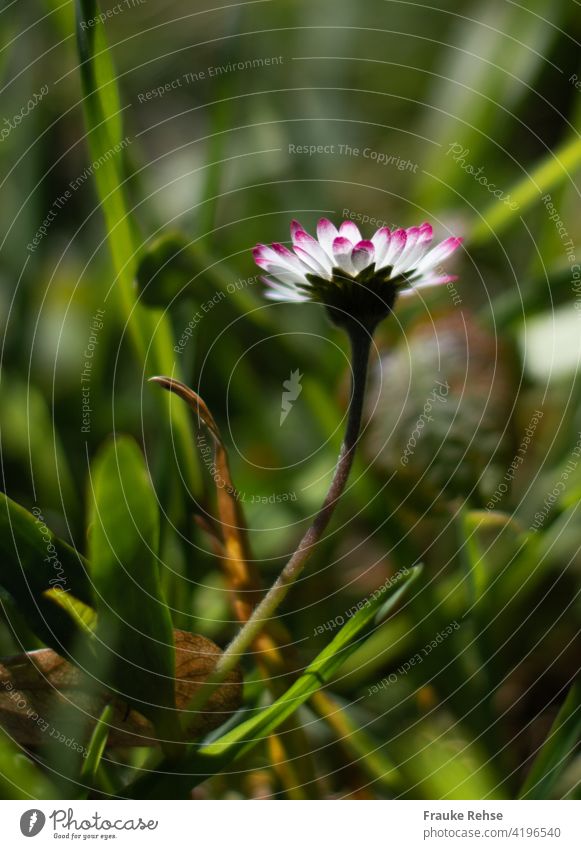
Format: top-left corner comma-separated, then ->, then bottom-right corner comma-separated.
520,680 -> 581,799
199,564 -> 417,757
80,702 -> 114,785
126,566 -> 420,798
75,0 -> 200,496
470,134 -> 581,246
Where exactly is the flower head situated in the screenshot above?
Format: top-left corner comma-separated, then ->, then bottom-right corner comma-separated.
253,218 -> 462,332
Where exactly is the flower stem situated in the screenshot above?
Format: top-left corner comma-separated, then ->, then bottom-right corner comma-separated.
185,326 -> 372,718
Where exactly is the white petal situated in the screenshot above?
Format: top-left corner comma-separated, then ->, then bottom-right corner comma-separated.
254,244 -> 306,279
371,227 -> 391,266
264,289 -> 309,302
262,276 -> 309,301
398,274 -> 455,297
293,244 -> 331,278
415,237 -> 463,273
351,240 -> 375,272
339,220 -> 362,244
392,227 -> 422,275
293,231 -> 333,276
400,223 -> 434,271
316,218 -> 340,260
264,263 -> 308,287
332,236 -> 356,275
381,229 -> 407,269
290,220 -> 305,240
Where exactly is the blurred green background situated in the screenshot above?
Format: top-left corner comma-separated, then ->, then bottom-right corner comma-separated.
1,0 -> 581,799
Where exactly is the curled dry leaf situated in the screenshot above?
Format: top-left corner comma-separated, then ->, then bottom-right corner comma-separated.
150,377 -> 292,677
0,630 -> 242,748
149,377 -> 264,620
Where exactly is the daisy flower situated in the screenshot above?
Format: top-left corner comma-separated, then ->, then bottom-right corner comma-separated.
253,218 -> 462,331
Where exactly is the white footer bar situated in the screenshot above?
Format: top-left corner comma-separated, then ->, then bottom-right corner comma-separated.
4,799 -> 580,848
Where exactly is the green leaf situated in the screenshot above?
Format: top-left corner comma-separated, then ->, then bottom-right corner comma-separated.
0,493 -> 93,653
88,436 -> 177,735
0,728 -> 58,800
127,566 -> 421,798
0,376 -> 78,521
520,680 -> 581,799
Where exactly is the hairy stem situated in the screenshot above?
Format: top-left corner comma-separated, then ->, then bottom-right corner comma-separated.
187,326 -> 372,717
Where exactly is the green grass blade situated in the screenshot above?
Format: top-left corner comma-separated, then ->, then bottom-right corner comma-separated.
127,566 -> 421,797
74,0 -> 200,496
202,566 -> 420,761
519,680 -> 581,799
81,702 -> 114,785
470,134 -> 581,246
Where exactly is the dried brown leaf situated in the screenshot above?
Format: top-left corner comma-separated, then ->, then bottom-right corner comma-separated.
149,377 -> 264,622
0,630 -> 242,748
